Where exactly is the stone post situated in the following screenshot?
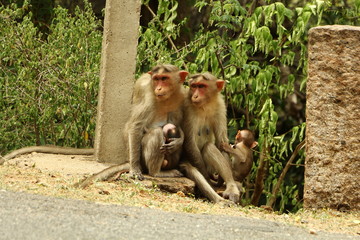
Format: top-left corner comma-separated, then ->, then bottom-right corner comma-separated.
304,25 -> 360,210
94,0 -> 141,164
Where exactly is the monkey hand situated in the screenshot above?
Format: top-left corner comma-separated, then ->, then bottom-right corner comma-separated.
160,137 -> 183,154
129,169 -> 144,181
221,142 -> 233,153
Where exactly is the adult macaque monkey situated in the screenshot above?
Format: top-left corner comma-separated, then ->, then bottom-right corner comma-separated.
126,64 -> 188,180
75,64 -> 188,188
182,72 -> 240,203
221,129 -> 258,190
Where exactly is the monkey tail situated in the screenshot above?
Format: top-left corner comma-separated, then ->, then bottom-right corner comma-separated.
75,163 -> 130,189
1,146 -> 94,164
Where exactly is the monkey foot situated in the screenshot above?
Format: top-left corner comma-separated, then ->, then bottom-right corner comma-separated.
217,199 -> 236,207
129,170 -> 145,181
222,184 -> 240,203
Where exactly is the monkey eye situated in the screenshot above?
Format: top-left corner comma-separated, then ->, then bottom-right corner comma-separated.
190,83 -> 207,89
153,75 -> 168,81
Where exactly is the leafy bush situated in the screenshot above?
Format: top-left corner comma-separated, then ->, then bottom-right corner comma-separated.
0,1 -> 102,152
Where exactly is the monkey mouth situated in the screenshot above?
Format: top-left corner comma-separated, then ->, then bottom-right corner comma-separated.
191,100 -> 203,106
156,94 -> 168,100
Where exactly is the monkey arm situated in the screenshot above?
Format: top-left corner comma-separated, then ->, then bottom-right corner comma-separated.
221,143 -> 245,162
221,142 -> 236,154
126,102 -> 154,180
213,101 -> 229,149
127,127 -> 143,180
214,121 -> 229,149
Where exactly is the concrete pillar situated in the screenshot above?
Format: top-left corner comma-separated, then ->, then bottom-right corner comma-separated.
305,25 -> 360,210
94,0 -> 141,164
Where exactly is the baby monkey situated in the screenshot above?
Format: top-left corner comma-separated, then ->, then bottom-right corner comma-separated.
161,123 -> 181,168
221,129 -> 258,190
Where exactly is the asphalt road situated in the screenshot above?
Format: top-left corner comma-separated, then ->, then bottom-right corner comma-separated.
0,190 -> 358,240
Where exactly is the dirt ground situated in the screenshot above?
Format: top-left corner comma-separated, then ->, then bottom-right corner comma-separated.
1,152 -> 359,237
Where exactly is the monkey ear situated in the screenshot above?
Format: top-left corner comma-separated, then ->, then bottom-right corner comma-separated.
178,71 -> 189,83
235,130 -> 242,142
250,141 -> 258,149
216,80 -> 225,91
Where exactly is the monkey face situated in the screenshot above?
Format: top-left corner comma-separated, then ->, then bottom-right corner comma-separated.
150,67 -> 188,102
152,73 -> 174,101
190,81 -> 209,107
189,73 -> 225,107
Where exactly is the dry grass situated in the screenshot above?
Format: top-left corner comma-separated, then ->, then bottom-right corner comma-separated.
0,163 -> 359,236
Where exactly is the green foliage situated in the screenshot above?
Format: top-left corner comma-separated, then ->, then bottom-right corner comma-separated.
322,0 -> 360,25
0,1 -> 102,153
138,0 -> 327,212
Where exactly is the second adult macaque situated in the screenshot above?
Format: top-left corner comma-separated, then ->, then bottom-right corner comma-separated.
182,72 -> 240,203
222,129 -> 258,189
125,64 -> 188,180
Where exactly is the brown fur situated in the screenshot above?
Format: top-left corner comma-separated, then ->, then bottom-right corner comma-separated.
125,64 -> 188,180
76,65 -> 189,188
182,72 -> 240,203
222,130 -> 258,191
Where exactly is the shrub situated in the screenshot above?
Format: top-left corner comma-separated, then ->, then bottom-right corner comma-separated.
0,1 -> 102,153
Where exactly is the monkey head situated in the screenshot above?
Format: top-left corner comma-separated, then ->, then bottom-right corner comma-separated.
149,64 -> 188,101
189,72 -> 225,107
163,123 -> 181,143
235,130 -> 258,149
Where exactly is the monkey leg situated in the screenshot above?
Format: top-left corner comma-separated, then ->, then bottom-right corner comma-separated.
179,161 -> 224,203
202,143 -> 240,203
142,128 -> 183,178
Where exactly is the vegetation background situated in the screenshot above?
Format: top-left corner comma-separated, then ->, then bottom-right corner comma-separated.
1,0 -> 359,212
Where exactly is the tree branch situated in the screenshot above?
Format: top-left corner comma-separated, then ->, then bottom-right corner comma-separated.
144,4 -> 179,52
266,140 -> 306,208
251,138 -> 268,205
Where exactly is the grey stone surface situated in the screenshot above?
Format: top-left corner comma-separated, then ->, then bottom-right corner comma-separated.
305,25 -> 360,210
0,190 -> 357,240
94,0 -> 141,164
